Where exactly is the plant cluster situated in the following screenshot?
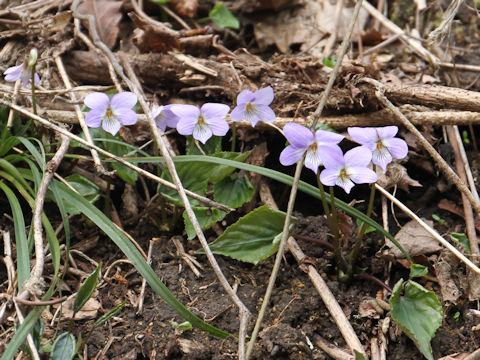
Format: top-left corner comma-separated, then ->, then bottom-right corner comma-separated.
1,54 -> 442,360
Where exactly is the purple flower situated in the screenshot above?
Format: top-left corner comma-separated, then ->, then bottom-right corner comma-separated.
320,146 -> 378,194
348,126 -> 408,171
152,104 -> 179,131
230,87 -> 275,127
84,92 -> 138,136
279,123 -> 345,174
4,62 -> 40,87
170,103 -> 230,144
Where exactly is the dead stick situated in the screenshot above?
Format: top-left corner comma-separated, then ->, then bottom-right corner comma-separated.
363,78 -> 480,216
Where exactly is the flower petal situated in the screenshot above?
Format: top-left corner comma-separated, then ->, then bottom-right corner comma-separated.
85,108 -> 104,128
253,86 -> 274,105
84,92 -> 110,110
20,70 -> 31,87
320,168 -> 340,186
283,123 -> 314,149
201,103 -> 230,120
208,117 -> 229,137
315,129 -> 345,145
193,123 -> 213,144
4,64 -> 23,75
348,167 -> 378,184
305,148 -> 321,174
383,137 -> 408,160
230,104 -> 246,122
280,145 -> 306,166
320,146 -> 344,170
111,92 -> 137,109
344,146 -> 372,167
348,127 -> 378,145
170,104 -> 199,121
117,108 -> 138,126
102,116 -> 122,136
337,177 -> 355,194
236,89 -> 254,104
376,126 -> 398,140
254,104 -> 276,124
176,117 -> 197,136
372,147 -> 392,171
33,73 -> 40,85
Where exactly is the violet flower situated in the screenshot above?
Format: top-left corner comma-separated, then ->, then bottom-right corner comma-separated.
171,103 -> 230,144
152,104 -> 179,131
84,92 -> 138,136
320,146 -> 378,194
4,62 -> 40,87
348,126 -> 408,171
230,87 -> 275,127
279,123 -> 345,174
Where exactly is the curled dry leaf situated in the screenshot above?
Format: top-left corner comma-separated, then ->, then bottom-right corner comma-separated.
169,0 -> 198,18
377,163 -> 422,191
55,297 -> 101,320
76,0 -> 123,49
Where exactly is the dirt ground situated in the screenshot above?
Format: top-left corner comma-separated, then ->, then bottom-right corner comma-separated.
2,0 -> 480,359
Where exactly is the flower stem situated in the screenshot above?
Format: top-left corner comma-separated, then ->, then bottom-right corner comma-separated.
231,122 -> 237,152
328,186 -> 347,273
31,63 -> 37,115
348,171 -> 376,274
316,173 -> 332,229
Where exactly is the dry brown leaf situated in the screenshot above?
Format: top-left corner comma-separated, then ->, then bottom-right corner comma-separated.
376,163 -> 422,192
129,12 -> 180,53
358,299 -> 380,319
383,219 -> 442,258
169,0 -> 198,18
56,297 -> 101,320
77,0 -> 123,49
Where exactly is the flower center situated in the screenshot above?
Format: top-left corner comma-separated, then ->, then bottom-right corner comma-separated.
246,102 -> 254,112
198,115 -> 205,126
339,168 -> 347,179
376,141 -> 383,150
106,107 -> 113,118
310,143 -> 318,151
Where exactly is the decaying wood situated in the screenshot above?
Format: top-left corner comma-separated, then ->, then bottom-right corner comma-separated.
40,108 -> 480,129
63,50 -> 480,117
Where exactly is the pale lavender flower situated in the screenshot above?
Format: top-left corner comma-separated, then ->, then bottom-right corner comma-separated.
152,104 -> 179,131
230,86 -> 275,127
4,62 -> 40,87
84,92 -> 138,136
320,146 -> 378,194
171,103 -> 230,144
348,126 -> 408,171
279,123 -> 345,174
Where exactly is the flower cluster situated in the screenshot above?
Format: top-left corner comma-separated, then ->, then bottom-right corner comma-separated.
279,124 -> 408,193
78,86 -> 408,195
79,86 -> 275,138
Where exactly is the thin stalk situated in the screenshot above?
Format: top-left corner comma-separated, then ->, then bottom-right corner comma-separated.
31,64 -> 37,115
316,173 -> 332,226
329,186 -> 346,272
348,174 -> 377,272
231,122 -> 237,152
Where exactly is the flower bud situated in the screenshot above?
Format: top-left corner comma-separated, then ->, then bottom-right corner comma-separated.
27,48 -> 38,69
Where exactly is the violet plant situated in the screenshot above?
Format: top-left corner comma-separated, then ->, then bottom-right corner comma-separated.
77,86 -> 441,360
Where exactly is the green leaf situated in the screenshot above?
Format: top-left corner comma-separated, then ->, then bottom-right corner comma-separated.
203,205 -> 293,264
209,3 -> 240,29
184,207 -> 227,240
63,174 -> 100,214
355,219 -> 376,235
0,182 -> 30,291
54,182 -> 229,339
450,232 -> 471,254
432,214 -> 445,224
94,301 -> 126,328
390,279 -> 443,360
151,0 -> 168,3
0,306 -> 43,360
322,56 -> 337,68
214,173 -> 254,208
74,262 -> 102,314
50,333 -> 76,360
354,350 -> 369,360
410,264 -> 428,278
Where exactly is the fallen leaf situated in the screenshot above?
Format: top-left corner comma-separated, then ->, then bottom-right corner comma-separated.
55,297 -> 101,320
77,0 -> 123,49
383,219 -> 442,258
169,0 -> 198,18
129,12 -> 180,53
376,163 -> 422,191
358,299 -> 381,319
